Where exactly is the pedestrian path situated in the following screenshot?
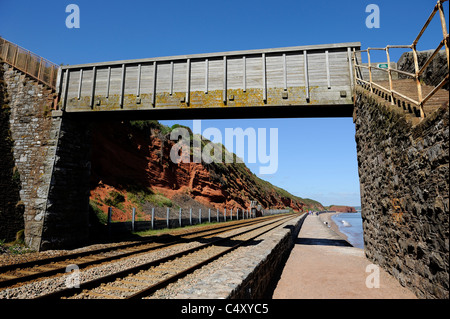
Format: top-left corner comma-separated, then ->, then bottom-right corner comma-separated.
272,215 -> 417,299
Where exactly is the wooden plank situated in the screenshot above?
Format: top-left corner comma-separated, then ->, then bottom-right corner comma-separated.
120,64 -> 125,107
63,42 -> 361,69
106,66 -> 111,98
90,66 -> 96,108
186,58 -> 190,105
170,61 -> 174,95
243,56 -> 246,92
283,53 -> 287,91
223,56 -> 227,103
262,53 -> 266,102
325,50 -> 331,89
62,69 -> 69,110
136,63 -> 141,97
205,58 -> 208,93
347,47 -> 354,92
77,69 -> 83,100
152,61 -> 157,106
303,50 -> 309,101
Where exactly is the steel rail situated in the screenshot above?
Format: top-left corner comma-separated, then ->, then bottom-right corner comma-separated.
0,216 -> 273,288
35,214 -> 297,300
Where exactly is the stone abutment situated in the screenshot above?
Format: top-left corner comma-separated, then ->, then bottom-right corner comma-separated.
354,89 -> 449,299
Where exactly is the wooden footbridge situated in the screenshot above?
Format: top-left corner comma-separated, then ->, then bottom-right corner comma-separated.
0,1 -> 448,120
54,42 -> 360,119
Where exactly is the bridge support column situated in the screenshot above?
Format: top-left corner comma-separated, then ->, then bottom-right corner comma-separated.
1,63 -> 92,251
37,112 -> 92,251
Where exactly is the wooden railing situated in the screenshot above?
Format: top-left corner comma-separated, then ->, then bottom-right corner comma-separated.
0,37 -> 60,90
353,0 -> 449,118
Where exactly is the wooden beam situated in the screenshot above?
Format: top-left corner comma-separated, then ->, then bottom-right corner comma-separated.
303,50 -> 309,101
152,61 -> 157,106
204,59 -> 208,94
106,66 -> 111,98
90,66 -> 96,109
262,53 -> 267,102
186,59 -> 190,105
170,61 -> 174,95
223,56 -> 227,103
283,53 -> 287,91
325,50 -> 331,89
120,64 -> 125,108
77,69 -> 83,100
136,63 -> 141,97
243,56 -> 246,92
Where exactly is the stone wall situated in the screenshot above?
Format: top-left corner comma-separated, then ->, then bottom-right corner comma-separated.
354,89 -> 449,299
0,66 -> 24,241
397,50 -> 448,91
0,63 -> 92,251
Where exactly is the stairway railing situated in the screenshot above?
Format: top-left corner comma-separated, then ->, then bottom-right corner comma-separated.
353,0 -> 449,118
0,37 -> 60,91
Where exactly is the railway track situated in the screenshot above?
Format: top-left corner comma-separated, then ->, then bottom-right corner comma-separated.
0,214 -> 295,297
0,216 -> 278,290
32,214 -> 297,299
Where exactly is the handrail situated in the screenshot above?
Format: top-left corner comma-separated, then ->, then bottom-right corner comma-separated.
353,0 -> 449,118
0,37 -> 60,90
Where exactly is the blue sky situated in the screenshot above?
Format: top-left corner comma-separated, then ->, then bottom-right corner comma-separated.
1,0 -> 447,206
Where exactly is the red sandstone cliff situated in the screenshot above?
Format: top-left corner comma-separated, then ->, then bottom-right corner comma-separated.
89,121 -> 324,221
328,205 -> 357,213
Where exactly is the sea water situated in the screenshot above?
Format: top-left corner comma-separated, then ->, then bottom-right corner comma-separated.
331,212 -> 364,249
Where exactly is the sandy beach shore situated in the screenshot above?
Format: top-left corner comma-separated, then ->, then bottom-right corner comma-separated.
317,212 -> 353,246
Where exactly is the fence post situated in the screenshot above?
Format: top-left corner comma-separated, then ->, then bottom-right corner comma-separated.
179,208 -> 182,227
367,49 -> 373,93
107,207 -> 112,237
132,207 -> 136,232
151,208 -> 155,230
412,45 -> 424,118
190,208 -> 192,225
167,207 -> 170,229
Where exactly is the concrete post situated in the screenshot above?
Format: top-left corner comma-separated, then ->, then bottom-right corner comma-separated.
167,207 -> 170,229
151,207 -> 155,229
132,207 -> 136,232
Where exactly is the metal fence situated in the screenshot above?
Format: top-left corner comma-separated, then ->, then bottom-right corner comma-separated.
105,206 -> 292,233
0,37 -> 60,90
353,0 -> 449,118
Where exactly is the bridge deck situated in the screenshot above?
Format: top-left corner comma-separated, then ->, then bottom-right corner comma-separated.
57,42 -> 360,118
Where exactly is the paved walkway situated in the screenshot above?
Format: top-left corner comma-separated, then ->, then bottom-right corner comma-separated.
272,215 -> 417,299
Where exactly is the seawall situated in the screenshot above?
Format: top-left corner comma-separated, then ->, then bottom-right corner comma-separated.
354,89 -> 449,299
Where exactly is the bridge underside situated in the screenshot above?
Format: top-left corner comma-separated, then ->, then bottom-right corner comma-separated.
60,103 -> 354,121
58,42 -> 360,119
